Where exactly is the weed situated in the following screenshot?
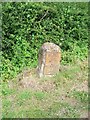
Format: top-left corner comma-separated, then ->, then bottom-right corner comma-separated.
18,90 -> 32,100
34,91 -> 46,100
71,91 -> 88,103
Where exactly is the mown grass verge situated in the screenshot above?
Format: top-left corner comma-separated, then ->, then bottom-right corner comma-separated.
2,59 -> 88,118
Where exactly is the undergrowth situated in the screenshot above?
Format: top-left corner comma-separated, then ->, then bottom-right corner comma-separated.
1,2 -> 88,81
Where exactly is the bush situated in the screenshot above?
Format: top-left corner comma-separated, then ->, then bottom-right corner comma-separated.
1,2 -> 88,80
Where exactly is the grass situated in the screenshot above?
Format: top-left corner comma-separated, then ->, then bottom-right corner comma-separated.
1,59 -> 88,118
34,91 -> 46,100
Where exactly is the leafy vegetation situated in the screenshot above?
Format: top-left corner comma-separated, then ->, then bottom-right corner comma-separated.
1,2 -> 88,80
1,2 -> 88,118
71,91 -> 88,103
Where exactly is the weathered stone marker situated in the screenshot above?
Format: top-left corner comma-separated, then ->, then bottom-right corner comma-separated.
37,42 -> 61,77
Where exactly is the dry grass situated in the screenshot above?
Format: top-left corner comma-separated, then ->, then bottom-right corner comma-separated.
2,59 -> 88,118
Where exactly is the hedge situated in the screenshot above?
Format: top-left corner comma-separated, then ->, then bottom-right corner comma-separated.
1,2 -> 88,80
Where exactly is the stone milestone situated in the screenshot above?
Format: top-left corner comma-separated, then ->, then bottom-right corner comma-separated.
37,42 -> 61,77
